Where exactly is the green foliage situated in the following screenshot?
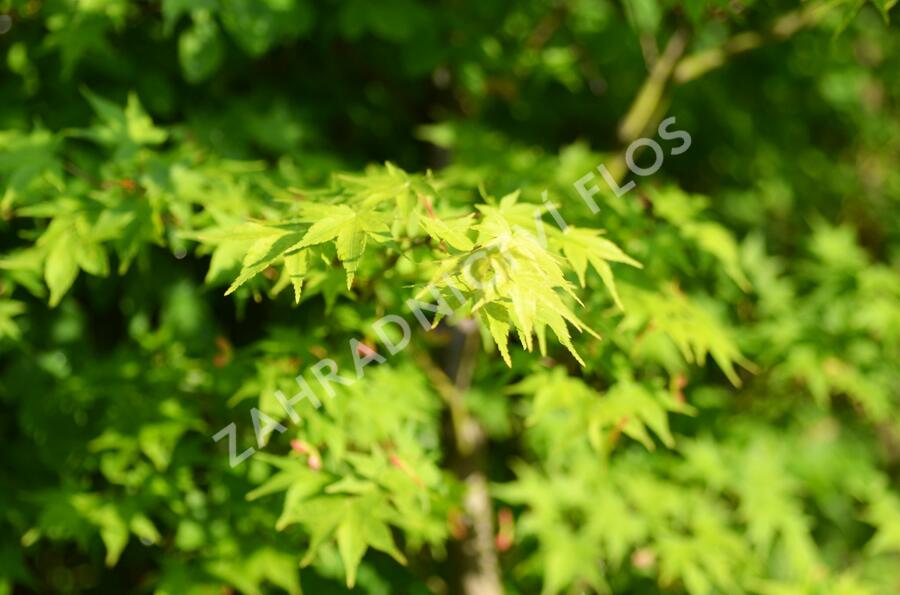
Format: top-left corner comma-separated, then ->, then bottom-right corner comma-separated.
1,0 -> 899,594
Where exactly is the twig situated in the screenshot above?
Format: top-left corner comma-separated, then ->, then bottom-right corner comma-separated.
415,325 -> 504,595
617,28 -> 689,144
672,2 -> 830,84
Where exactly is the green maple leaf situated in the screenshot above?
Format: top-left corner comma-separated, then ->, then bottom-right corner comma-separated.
336,495 -> 407,588
555,226 -> 641,310
419,213 -> 475,251
297,204 -> 390,289
223,226 -> 305,296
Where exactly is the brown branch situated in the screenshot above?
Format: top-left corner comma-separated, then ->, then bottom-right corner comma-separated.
414,349 -> 470,452
415,325 -> 503,595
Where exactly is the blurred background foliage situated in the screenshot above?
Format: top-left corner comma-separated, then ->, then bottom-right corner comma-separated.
1,0 -> 899,593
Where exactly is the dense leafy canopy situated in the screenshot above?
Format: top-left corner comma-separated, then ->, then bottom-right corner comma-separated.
1,0 -> 899,594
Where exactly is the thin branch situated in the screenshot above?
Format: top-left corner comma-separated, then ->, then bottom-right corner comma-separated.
609,2 -> 832,184
413,348 -> 470,452
415,325 -> 503,595
617,27 -> 689,144
673,2 -> 831,84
